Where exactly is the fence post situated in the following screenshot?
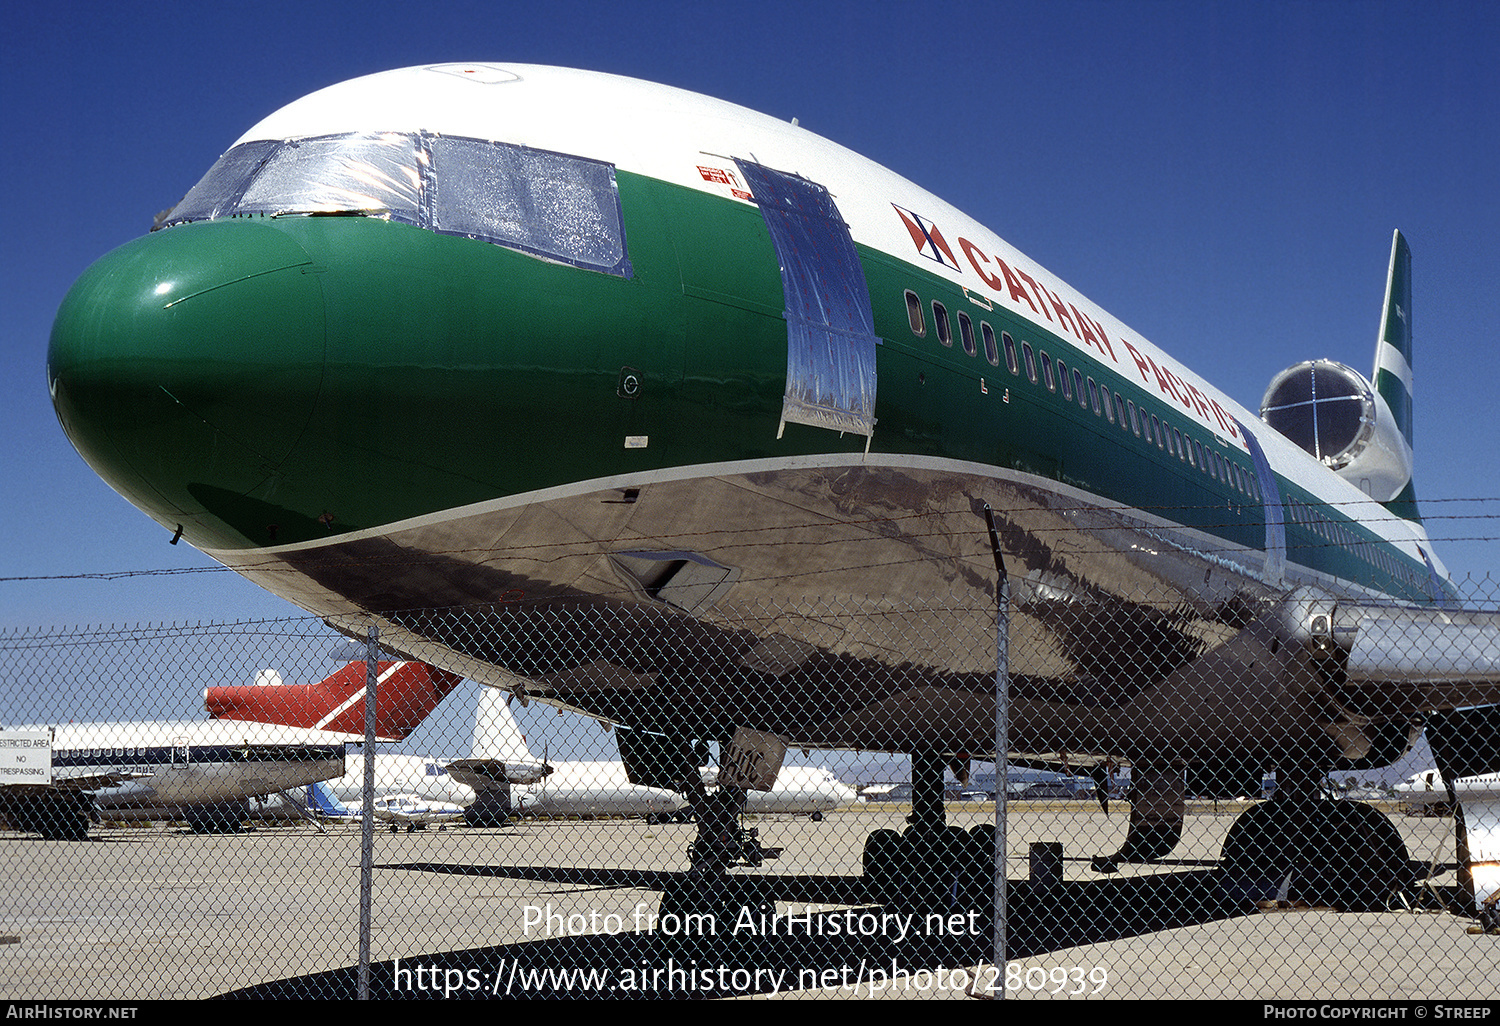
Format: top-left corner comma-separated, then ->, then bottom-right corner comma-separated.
357,625 -> 379,999
983,506 -> 1009,998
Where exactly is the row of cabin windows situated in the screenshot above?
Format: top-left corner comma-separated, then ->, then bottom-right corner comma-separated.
904,289 -> 1261,504
1284,496 -> 1422,588
904,288 -> 1430,592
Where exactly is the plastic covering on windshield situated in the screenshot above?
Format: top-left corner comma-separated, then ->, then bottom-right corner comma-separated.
163,132 -> 630,277
430,137 -> 629,275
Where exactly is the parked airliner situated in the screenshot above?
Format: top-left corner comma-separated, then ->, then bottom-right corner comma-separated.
47,64 -> 1500,910
1396,768 -> 1500,806
1,717 -> 346,839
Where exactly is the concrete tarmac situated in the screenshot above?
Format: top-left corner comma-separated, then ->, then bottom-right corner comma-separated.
2,802 -> 1497,1000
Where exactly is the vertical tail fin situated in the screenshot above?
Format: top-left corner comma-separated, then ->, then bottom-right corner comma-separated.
306,781 -> 354,817
1375,230 -> 1422,522
471,688 -> 535,762
205,661 -> 464,741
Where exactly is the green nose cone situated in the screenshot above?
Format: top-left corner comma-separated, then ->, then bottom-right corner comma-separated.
49,220 -> 327,548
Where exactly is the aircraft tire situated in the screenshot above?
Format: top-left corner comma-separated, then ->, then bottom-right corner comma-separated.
895,825 -> 966,911
862,828 -> 902,900
956,824 -> 997,912
1220,797 -> 1414,911
30,794 -> 91,841
186,803 -> 247,835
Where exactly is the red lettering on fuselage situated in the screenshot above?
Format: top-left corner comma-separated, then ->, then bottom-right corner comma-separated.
906,208 -> 1237,442
994,255 -> 1039,314
1043,286 -> 1077,337
1073,306 -> 1116,362
959,237 -> 1006,292
1013,268 -> 1054,324
1123,340 -> 1153,384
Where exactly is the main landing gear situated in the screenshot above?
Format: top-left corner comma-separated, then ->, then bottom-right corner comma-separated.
1219,767 -> 1414,911
1090,762 -> 1184,873
860,749 -> 995,912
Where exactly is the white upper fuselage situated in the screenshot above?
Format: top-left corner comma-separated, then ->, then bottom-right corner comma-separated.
1396,768 -> 1500,804
220,63 -> 1443,588
515,761 -> 686,818
702,764 -> 858,814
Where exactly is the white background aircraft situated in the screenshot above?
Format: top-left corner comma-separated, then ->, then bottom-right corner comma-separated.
1,718 -> 347,839
1396,768 -> 1500,805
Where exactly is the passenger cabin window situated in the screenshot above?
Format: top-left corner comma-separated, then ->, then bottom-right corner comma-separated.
1021,342 -> 1037,382
1039,352 -> 1056,391
1003,332 -> 1019,375
982,322 -> 1000,366
958,313 -> 976,357
905,291 -> 926,336
1057,359 -> 1073,399
164,131 -> 633,277
932,301 -> 952,346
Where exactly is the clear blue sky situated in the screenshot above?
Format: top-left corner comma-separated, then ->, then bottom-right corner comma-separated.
4,0 -> 1499,632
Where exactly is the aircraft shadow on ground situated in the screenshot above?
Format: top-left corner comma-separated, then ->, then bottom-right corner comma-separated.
220,861 -> 1255,999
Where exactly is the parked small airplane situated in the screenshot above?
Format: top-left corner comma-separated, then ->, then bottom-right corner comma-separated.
371,793 -> 466,832
300,779 -> 469,831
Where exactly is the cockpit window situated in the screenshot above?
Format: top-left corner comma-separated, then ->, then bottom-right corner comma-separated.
168,139 -> 279,223
162,131 -> 631,277
238,133 -> 424,220
430,137 -> 628,274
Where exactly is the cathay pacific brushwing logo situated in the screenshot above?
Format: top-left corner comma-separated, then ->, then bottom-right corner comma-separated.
892,204 -> 959,270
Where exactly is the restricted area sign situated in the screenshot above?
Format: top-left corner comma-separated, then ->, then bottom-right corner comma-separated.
0,731 -> 52,785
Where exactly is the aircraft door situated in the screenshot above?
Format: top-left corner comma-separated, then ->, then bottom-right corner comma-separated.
733,160 -> 879,442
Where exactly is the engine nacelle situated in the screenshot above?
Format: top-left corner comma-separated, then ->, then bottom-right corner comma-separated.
1260,359 -> 1412,502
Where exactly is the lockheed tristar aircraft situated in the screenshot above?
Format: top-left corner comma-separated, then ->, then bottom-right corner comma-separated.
48,64 -> 1500,919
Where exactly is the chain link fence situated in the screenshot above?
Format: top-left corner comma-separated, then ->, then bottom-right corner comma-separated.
3,579 -> 1500,999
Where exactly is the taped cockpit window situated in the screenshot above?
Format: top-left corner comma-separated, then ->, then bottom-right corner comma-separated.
237,133 -> 424,220
164,140 -> 279,225
162,132 -> 631,277
430,138 -> 631,277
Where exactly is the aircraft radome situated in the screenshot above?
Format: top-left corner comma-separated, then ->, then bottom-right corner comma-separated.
47,64 -> 1500,920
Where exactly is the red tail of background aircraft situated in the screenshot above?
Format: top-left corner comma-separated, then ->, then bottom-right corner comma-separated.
205,661 -> 463,741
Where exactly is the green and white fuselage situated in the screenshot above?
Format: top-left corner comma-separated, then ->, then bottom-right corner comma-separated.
49,65 -> 1475,777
